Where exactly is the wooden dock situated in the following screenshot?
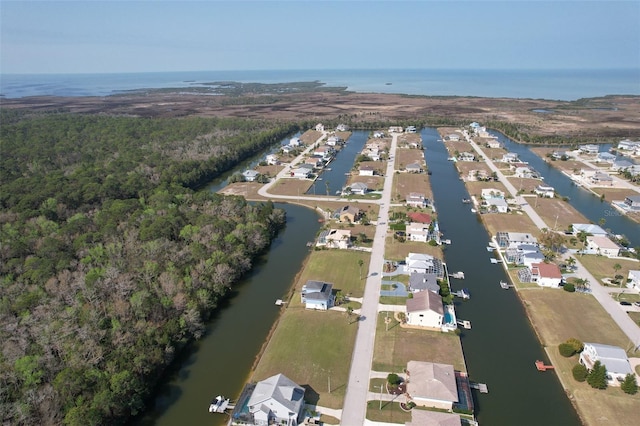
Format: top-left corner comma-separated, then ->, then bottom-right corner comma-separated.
470,382 -> 488,393
535,360 -> 555,371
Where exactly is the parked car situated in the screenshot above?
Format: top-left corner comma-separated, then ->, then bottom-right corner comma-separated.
619,301 -> 632,306
634,301 -> 640,307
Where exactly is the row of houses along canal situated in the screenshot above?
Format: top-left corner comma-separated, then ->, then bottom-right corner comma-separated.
421,127 -> 582,425
141,128 -> 601,425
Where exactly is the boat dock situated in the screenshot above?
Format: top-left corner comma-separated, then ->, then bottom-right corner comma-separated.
457,319 -> 472,329
452,289 -> 470,299
535,360 -> 555,371
449,271 -> 465,279
470,382 -> 489,393
490,257 -> 502,264
499,281 -> 512,289
208,395 -> 233,413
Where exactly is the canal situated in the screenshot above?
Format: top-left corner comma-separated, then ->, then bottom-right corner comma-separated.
307,130 -> 370,195
421,127 -> 582,425
138,132 -> 322,426
491,132 -> 639,247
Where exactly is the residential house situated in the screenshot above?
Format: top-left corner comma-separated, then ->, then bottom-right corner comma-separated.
238,373 -> 306,425
505,243 -> 545,267
407,222 -> 433,243
405,361 -> 459,410
315,123 -> 324,132
457,152 -> 475,162
406,192 -> 428,208
291,165 -> 312,179
336,205 -> 361,223
405,125 -> 417,133
304,156 -> 323,168
316,229 -> 351,249
469,122 -> 481,131
485,198 -> 508,213
446,133 -> 460,142
502,152 -> 519,163
481,188 -> 505,200
579,343 -> 634,386
551,150 -> 570,160
406,290 -> 444,329
336,123 -> 349,131
243,170 -> 259,182
486,139 -> 502,149
301,280 -> 335,310
289,137 -> 302,147
534,185 -> 555,198
518,262 -> 563,287
313,146 -> 333,159
409,272 -> 440,293
514,165 -> 538,178
407,212 -> 432,224
626,270 -> 640,290
389,126 -> 404,133
611,159 -> 635,172
586,235 -> 620,257
405,253 -> 445,278
265,154 -> 278,165
623,195 -> 640,211
405,162 -> 423,173
467,169 -> 489,181
572,223 -> 608,237
349,182 -> 368,195
590,172 -> 614,186
596,152 -> 617,163
326,135 -> 341,146
359,165 -> 375,176
373,131 -> 385,138
281,145 -> 293,154
496,232 -> 539,248
405,410 -> 462,426
579,144 -> 599,154
617,139 -> 640,151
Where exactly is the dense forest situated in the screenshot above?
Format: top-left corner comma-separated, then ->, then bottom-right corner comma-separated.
0,110 -> 298,425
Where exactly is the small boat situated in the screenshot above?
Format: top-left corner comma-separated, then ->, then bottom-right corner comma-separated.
209,395 -> 230,413
470,208 -> 477,213
499,281 -> 510,289
462,198 -> 471,204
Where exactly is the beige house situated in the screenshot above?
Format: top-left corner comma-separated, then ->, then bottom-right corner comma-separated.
336,205 -> 361,223
406,361 -> 459,410
406,290 -> 444,329
586,235 -> 620,257
316,229 -> 351,249
405,410 -> 462,426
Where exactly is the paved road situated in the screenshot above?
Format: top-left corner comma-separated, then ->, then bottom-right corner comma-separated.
468,135 -> 640,350
340,133 -> 399,425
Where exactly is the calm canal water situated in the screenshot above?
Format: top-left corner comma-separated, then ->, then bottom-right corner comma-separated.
492,132 -> 639,247
307,130 -> 370,195
421,127 -> 582,425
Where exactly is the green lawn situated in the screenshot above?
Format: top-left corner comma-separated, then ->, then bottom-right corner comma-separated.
251,308 -> 358,409
294,250 -> 370,299
371,312 -> 466,373
365,401 -> 412,423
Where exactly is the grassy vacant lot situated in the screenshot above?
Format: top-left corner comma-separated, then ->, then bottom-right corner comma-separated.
268,177 -> 314,196
371,312 -> 466,373
300,129 -> 324,144
531,197 -> 588,231
519,288 -> 640,425
394,147 -> 424,171
251,308 -> 357,409
384,237 -> 443,263
572,255 -> 639,284
392,171 -> 433,203
293,250 -> 371,299
478,210 -> 540,237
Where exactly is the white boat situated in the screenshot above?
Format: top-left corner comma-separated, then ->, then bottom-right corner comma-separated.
209,395 -> 230,413
500,281 -> 510,289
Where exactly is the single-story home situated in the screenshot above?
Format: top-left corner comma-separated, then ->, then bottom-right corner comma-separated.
265,154 -> 278,165
596,152 -> 617,163
623,195 -> 640,211
388,126 -> 404,133
586,235 -> 620,257
530,262 -> 563,287
336,123 -> 349,131
336,205 -> 361,223
406,192 -> 428,208
457,152 -> 475,162
611,159 -> 634,172
590,172 -> 614,186
292,165 -> 313,179
502,152 -> 519,163
406,290 -> 444,329
408,272 -> 439,293
534,185 -> 555,198
485,198 -> 508,213
305,156 -> 323,168
350,182 -> 368,195
315,123 -> 324,132
572,223 -> 608,237
407,212 -> 432,224
617,139 -> 639,151
243,170 -> 260,182
481,188 -> 505,199
579,144 -> 599,154
373,131 -> 385,138
626,270 -> 640,290
316,229 -> 351,249
446,133 -> 460,142
406,361 -> 459,410
467,169 -> 490,181
579,343 -> 634,386
405,162 -> 422,173
242,373 -> 306,425
301,280 -> 335,310
359,165 -> 375,176
486,140 -> 502,149
289,137 -> 302,146
405,126 -> 417,133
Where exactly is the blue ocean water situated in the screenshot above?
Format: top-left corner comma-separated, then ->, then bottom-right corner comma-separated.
1,68 -> 638,101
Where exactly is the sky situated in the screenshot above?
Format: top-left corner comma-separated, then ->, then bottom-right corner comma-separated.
1,0 -> 639,74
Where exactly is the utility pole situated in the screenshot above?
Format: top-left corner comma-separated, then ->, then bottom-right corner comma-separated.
379,383 -> 383,410
328,370 -> 331,393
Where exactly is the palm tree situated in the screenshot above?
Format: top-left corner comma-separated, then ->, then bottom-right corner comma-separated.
358,259 -> 364,280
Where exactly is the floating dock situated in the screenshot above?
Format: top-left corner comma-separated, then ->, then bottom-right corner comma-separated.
452,289 -> 470,299
490,258 -> 502,264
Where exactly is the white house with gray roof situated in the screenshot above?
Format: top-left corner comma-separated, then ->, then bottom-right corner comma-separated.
579,343 -> 634,386
406,290 -> 444,330
242,373 -> 306,425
